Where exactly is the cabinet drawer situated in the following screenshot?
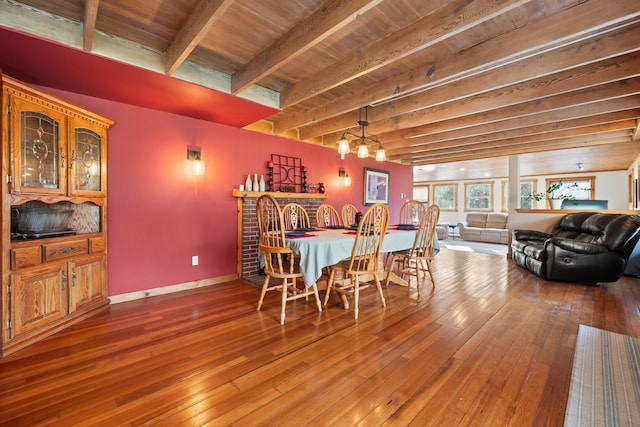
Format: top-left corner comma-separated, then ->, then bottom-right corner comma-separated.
89,236 -> 106,253
10,246 -> 43,269
43,239 -> 89,262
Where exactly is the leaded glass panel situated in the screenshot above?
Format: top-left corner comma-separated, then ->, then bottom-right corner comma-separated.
21,112 -> 60,188
74,128 -> 102,192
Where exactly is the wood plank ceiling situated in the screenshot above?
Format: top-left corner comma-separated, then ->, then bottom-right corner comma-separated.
2,0 -> 639,181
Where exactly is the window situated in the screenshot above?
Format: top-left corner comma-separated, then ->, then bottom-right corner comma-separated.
544,176 -> 594,200
433,184 -> 457,210
413,185 -> 429,203
502,180 -> 536,211
464,182 -> 493,211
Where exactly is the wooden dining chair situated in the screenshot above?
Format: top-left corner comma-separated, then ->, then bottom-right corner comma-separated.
399,199 -> 425,225
386,204 -> 440,295
256,195 -> 322,324
282,203 -> 312,230
341,203 -> 358,227
323,203 -> 389,319
315,203 -> 342,227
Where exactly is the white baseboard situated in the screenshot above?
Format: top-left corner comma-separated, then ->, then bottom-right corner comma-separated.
108,273 -> 238,304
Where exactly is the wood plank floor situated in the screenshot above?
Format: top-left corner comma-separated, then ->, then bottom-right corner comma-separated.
1,248 -> 639,426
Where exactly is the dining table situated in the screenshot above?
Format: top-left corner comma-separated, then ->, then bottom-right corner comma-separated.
285,226 -> 440,288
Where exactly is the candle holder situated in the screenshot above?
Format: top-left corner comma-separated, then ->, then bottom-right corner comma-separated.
267,166 -> 274,192
302,169 -> 308,193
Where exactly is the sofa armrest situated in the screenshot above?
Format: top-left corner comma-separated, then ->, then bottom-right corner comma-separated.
549,237 -> 609,255
513,229 -> 550,242
457,221 -> 467,230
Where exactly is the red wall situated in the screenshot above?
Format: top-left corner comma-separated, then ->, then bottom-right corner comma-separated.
44,88 -> 414,296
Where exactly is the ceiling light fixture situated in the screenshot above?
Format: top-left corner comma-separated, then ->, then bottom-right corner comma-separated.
577,162 -> 584,170
337,106 -> 386,161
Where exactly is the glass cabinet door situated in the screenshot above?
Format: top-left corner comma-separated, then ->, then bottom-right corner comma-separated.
68,116 -> 106,196
11,97 -> 67,195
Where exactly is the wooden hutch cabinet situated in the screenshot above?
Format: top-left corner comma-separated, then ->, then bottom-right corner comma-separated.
1,75 -> 113,357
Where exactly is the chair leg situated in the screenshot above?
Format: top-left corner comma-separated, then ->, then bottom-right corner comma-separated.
257,274 -> 270,310
374,275 -> 386,308
353,276 -> 359,320
409,260 -> 422,296
298,277 -> 309,302
425,259 -> 435,287
311,283 -> 322,312
323,269 -> 336,307
280,278 -> 288,325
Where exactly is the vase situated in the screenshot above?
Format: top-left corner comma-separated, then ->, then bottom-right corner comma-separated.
245,174 -> 252,192
318,182 -> 325,194
253,174 -> 259,192
259,175 -> 265,192
549,199 -> 562,209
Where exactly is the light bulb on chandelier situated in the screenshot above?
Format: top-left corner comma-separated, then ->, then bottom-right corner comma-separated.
357,141 -> 369,158
338,137 -> 350,159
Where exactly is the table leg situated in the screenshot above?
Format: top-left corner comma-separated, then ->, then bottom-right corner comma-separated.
326,270 -> 350,309
379,256 -> 409,287
383,270 -> 409,287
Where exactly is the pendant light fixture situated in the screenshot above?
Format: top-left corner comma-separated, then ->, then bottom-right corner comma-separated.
337,106 -> 386,161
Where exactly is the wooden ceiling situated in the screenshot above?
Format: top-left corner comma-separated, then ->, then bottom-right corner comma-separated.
2,0 -> 639,180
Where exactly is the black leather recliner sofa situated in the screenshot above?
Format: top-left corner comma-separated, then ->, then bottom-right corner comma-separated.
512,212 -> 640,284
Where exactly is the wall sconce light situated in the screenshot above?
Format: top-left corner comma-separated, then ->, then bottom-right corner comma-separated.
338,167 -> 351,187
576,162 -> 584,171
187,146 -> 204,176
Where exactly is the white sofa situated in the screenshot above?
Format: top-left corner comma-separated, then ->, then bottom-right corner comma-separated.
457,213 -> 509,244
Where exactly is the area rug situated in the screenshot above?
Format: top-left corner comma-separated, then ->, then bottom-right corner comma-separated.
440,239 -> 508,256
564,325 -> 640,426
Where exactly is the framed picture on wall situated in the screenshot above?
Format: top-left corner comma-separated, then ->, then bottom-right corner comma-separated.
364,168 -> 390,205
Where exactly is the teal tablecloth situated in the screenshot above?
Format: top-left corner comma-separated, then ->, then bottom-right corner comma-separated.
286,228 -> 440,288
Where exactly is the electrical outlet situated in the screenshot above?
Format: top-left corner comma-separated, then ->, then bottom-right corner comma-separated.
192,255 -> 199,266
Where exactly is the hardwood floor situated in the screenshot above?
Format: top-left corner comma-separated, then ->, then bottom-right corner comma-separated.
1,249 -> 639,426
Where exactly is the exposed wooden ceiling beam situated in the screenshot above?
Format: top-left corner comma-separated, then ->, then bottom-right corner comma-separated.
82,0 -> 99,51
275,0 -> 640,132
372,25 -> 640,128
231,0 -> 384,94
389,121 -> 636,158
633,119 -> 640,140
306,29 -> 640,140
350,75 -> 640,143
406,133 -> 632,164
328,97 -> 640,159
280,0 -> 532,108
381,102 -> 640,147
385,111 -> 639,153
165,0 -> 236,75
322,77 -> 640,154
